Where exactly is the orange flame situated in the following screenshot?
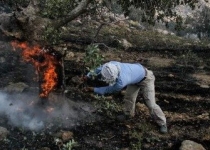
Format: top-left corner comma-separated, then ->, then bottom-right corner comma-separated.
11,41 -> 58,98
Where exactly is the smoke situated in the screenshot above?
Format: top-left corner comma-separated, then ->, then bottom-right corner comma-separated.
0,92 -> 44,131
0,91 -> 95,132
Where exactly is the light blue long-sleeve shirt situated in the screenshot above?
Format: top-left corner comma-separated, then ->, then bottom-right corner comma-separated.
87,61 -> 146,95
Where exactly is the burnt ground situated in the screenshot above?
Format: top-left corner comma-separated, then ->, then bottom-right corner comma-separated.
0,39 -> 210,150
64,49 -> 210,150
0,28 -> 210,150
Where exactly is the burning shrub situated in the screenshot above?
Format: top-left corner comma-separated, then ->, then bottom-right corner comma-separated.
11,41 -> 62,98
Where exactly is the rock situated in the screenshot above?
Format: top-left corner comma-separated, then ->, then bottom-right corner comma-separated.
61,131 -> 74,142
111,39 -> 132,50
128,20 -> 141,29
168,74 -> 174,77
179,140 -> 206,150
120,90 -> 126,96
121,39 -> 132,49
71,76 -> 83,85
0,126 -> 9,141
65,52 -> 75,60
53,130 -> 74,142
3,82 -> 29,93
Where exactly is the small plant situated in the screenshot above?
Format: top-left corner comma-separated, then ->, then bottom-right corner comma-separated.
129,129 -> 143,150
62,139 -> 78,150
94,95 -> 122,118
83,44 -> 104,78
129,122 -> 151,150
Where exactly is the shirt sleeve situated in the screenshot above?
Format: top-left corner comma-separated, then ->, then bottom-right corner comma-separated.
93,82 -> 124,95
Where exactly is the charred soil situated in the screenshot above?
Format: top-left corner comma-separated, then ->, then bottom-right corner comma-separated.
0,42 -> 210,150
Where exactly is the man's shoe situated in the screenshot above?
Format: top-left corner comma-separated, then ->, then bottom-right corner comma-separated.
160,125 -> 168,133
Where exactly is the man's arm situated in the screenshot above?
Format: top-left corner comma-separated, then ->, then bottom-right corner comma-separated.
94,82 -> 124,95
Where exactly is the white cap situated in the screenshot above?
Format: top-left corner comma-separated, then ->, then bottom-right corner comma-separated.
101,62 -> 120,85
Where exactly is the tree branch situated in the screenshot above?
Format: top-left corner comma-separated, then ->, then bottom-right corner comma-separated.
53,0 -> 91,29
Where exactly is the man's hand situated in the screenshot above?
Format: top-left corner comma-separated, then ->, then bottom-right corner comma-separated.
81,75 -> 88,82
83,87 -> 94,92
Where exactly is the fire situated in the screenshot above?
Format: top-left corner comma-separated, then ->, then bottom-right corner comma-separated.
11,41 -> 59,98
